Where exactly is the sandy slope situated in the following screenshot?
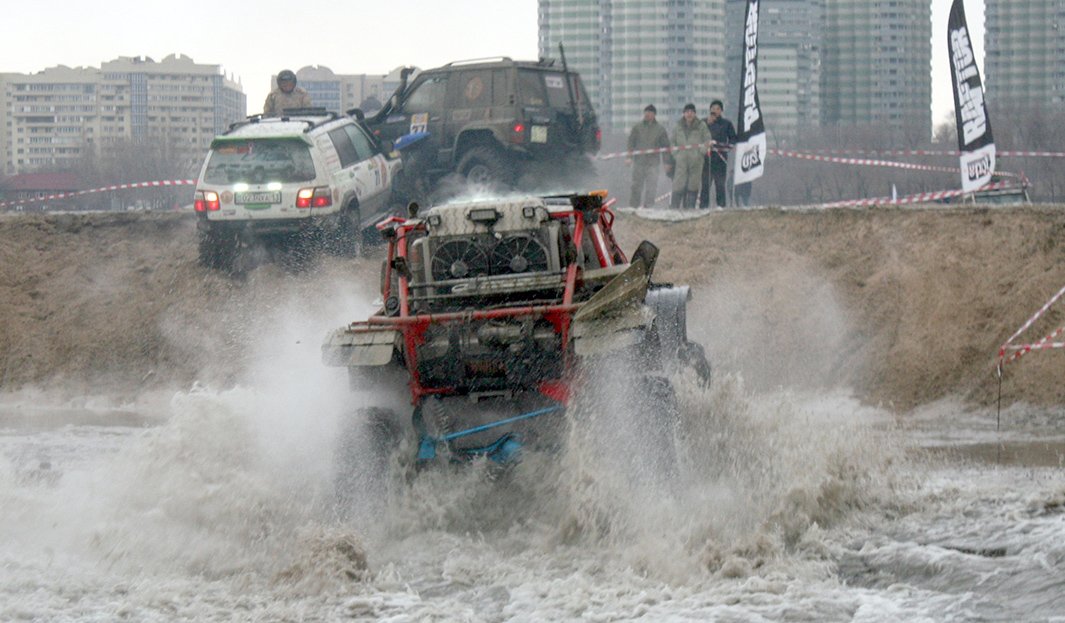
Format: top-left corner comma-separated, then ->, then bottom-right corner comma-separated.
1,207 -> 1062,410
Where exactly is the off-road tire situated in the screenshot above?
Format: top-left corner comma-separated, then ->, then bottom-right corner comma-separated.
457,145 -> 515,187
634,374 -> 680,480
334,407 -> 401,516
677,340 -> 712,388
325,204 -> 362,257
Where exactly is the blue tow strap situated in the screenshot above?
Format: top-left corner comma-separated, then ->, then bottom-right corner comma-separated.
442,405 -> 563,442
417,404 -> 564,463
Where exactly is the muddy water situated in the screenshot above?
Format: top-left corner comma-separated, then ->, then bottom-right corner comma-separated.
1,376 -> 1063,622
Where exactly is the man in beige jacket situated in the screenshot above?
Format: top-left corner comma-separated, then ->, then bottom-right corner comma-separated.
670,103 -> 713,209
263,69 -> 311,117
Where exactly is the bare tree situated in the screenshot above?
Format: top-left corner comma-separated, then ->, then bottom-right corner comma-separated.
69,133 -> 198,210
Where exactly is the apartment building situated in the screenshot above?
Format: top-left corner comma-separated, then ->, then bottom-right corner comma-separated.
539,0 -> 726,132
1,54 -> 245,175
985,0 -> 1065,111
724,0 -> 822,145
821,0 -> 932,141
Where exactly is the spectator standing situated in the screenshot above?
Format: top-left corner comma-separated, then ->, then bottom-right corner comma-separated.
700,100 -> 737,209
734,180 -> 752,207
263,69 -> 311,117
671,103 -> 713,209
626,104 -> 671,208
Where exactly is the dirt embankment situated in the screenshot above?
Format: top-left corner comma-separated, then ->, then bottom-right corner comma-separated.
1,207 -> 1063,410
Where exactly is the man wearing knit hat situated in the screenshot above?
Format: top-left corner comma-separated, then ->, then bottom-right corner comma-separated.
625,104 -> 670,208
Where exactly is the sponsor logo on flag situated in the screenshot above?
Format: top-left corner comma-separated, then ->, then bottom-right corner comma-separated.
948,0 -> 995,193
734,0 -> 765,185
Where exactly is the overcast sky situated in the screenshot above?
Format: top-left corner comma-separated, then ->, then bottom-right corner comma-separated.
3,0 -> 979,129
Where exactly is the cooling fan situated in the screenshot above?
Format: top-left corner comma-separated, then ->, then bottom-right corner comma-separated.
490,235 -> 550,275
430,239 -> 490,281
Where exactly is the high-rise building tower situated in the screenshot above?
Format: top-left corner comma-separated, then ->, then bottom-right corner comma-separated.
821,0 -> 931,142
538,0 -> 726,132
985,0 -> 1065,111
724,0 -> 822,145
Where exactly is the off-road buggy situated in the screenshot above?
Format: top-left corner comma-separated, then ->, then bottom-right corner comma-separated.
322,192 -> 709,482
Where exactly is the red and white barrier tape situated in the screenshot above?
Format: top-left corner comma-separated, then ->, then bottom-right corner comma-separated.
780,148 -> 1065,159
598,144 -> 1027,179
818,180 -> 1016,209
997,283 -> 1065,370
611,144 -> 1065,159
598,142 -> 717,161
999,330 -> 1065,369
0,179 -> 196,209
771,150 -> 1024,178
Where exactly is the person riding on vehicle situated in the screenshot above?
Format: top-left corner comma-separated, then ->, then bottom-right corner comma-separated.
263,69 -> 312,117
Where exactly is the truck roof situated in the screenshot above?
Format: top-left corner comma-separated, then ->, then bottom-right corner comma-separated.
422,58 -> 570,74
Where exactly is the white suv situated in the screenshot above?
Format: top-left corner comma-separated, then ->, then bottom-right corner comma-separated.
193,109 -> 403,269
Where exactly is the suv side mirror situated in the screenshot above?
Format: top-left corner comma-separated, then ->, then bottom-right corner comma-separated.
347,108 -> 365,121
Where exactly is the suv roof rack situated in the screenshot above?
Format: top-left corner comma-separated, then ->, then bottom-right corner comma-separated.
223,109 -> 339,135
442,56 -> 513,67
280,106 -> 331,117
278,109 -> 339,133
226,113 -> 263,134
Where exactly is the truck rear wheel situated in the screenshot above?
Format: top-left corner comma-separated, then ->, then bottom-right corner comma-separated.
325,204 -> 361,257
457,145 -> 515,187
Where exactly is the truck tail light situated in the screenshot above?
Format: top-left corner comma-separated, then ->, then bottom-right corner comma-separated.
194,190 -> 220,212
511,122 -> 526,144
297,186 -> 332,208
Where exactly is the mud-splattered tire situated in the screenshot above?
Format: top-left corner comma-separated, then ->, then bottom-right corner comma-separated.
634,374 -> 680,479
457,145 -> 515,187
334,408 -> 401,517
678,340 -> 712,388
325,204 -> 361,258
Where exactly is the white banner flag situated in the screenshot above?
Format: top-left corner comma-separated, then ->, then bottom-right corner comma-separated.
948,0 -> 995,193
734,0 -> 765,185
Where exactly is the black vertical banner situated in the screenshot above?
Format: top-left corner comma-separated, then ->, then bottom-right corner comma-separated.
948,0 -> 995,191
734,0 -> 765,184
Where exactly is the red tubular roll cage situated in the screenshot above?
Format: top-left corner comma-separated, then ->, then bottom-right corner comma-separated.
355,196 -> 624,405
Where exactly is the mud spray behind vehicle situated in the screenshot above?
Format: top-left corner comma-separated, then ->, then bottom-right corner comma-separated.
321,192 -> 710,495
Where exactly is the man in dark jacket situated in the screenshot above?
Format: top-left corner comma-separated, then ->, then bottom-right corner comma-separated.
626,104 -> 671,208
700,100 -> 736,209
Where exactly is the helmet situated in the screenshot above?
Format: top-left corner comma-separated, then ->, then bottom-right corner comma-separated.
277,70 -> 297,87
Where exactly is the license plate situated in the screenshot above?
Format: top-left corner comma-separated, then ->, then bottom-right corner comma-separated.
235,191 -> 281,205
531,126 -> 548,143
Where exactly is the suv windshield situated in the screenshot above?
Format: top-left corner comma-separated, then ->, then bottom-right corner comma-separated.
204,139 -> 316,184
